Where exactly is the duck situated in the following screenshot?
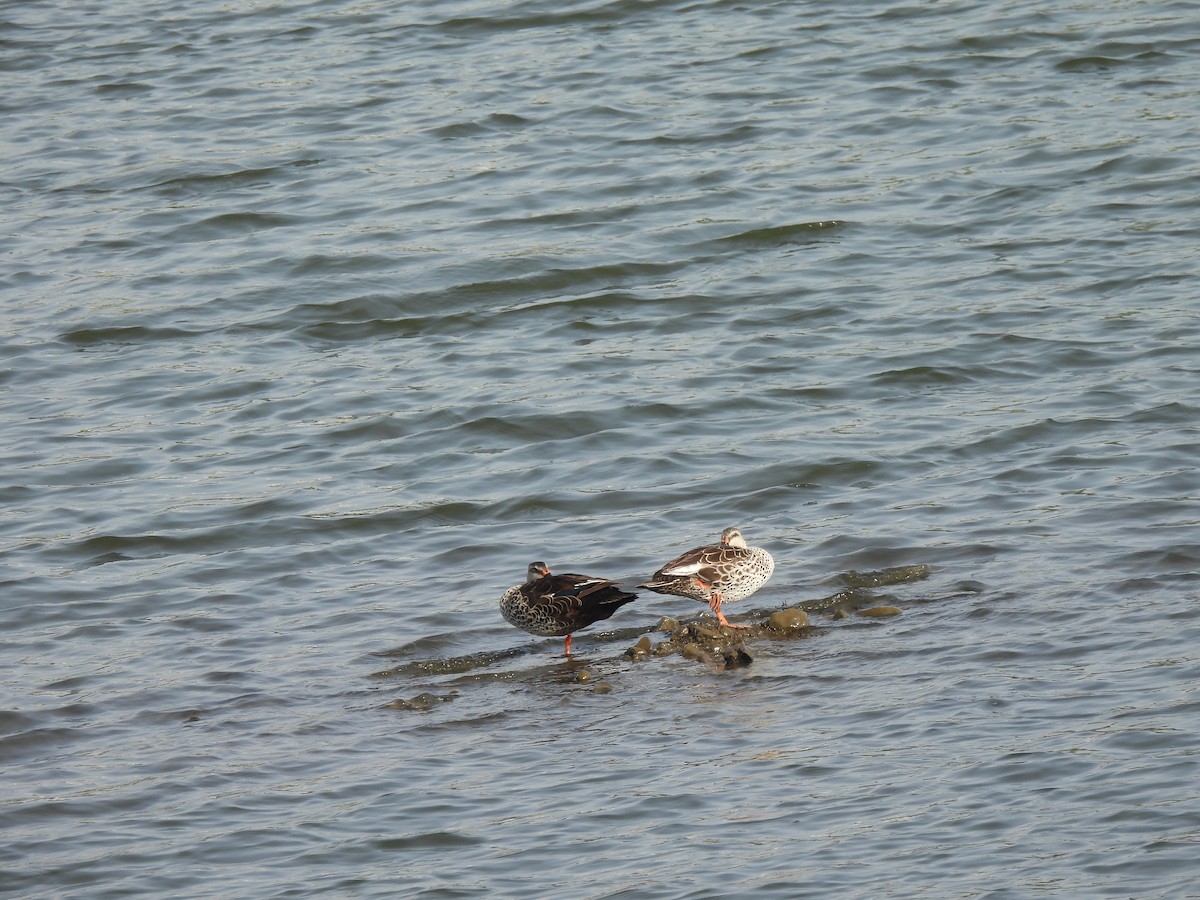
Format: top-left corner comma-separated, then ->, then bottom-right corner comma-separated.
641,527 -> 774,629
500,562 -> 638,655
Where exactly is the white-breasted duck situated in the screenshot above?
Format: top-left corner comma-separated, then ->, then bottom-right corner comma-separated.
641,527 -> 774,629
500,562 -> 637,655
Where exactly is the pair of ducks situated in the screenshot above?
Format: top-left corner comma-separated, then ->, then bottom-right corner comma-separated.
500,527 -> 775,655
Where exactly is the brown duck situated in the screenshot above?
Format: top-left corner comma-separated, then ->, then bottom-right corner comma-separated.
641,527 -> 774,629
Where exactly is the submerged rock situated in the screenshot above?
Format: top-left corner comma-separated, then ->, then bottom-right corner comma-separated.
589,577 -> 925,668
680,643 -> 715,664
723,648 -> 753,669
664,620 -> 753,667
386,690 -> 458,711
840,565 -> 932,588
677,622 -> 725,648
768,608 -> 809,632
652,640 -> 678,657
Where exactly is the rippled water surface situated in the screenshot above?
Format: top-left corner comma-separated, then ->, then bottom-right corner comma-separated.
3,0 -> 1200,896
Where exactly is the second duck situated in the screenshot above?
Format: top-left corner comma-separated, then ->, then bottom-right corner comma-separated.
641,527 -> 774,629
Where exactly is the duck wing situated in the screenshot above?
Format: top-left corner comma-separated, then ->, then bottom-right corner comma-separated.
527,573 -> 637,620
647,543 -> 748,586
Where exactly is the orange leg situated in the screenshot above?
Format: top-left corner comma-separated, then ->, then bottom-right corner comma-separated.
563,634 -> 573,656
709,592 -> 749,630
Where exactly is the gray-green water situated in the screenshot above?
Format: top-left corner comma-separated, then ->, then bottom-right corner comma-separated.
3,0 -> 1199,896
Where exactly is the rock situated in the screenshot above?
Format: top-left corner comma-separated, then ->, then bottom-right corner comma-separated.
385,690 -> 457,711
624,635 -> 652,660
657,616 -> 680,632
723,648 -> 753,669
840,565 -> 931,588
832,608 -> 849,620
680,643 -> 713,664
768,608 -> 809,632
858,606 -> 902,617
574,669 -> 592,684
683,623 -> 724,646
592,681 -> 613,694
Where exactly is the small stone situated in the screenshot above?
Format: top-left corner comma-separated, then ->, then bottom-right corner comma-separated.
623,635 -> 653,660
723,648 -> 753,669
575,669 -> 592,684
858,606 -> 902,617
680,644 -> 712,663
653,640 -> 677,656
657,617 -> 680,632
768,608 -> 809,632
832,608 -> 849,620
592,681 -> 613,694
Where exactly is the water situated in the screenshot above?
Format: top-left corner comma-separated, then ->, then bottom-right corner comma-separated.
3,0 -> 1199,896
